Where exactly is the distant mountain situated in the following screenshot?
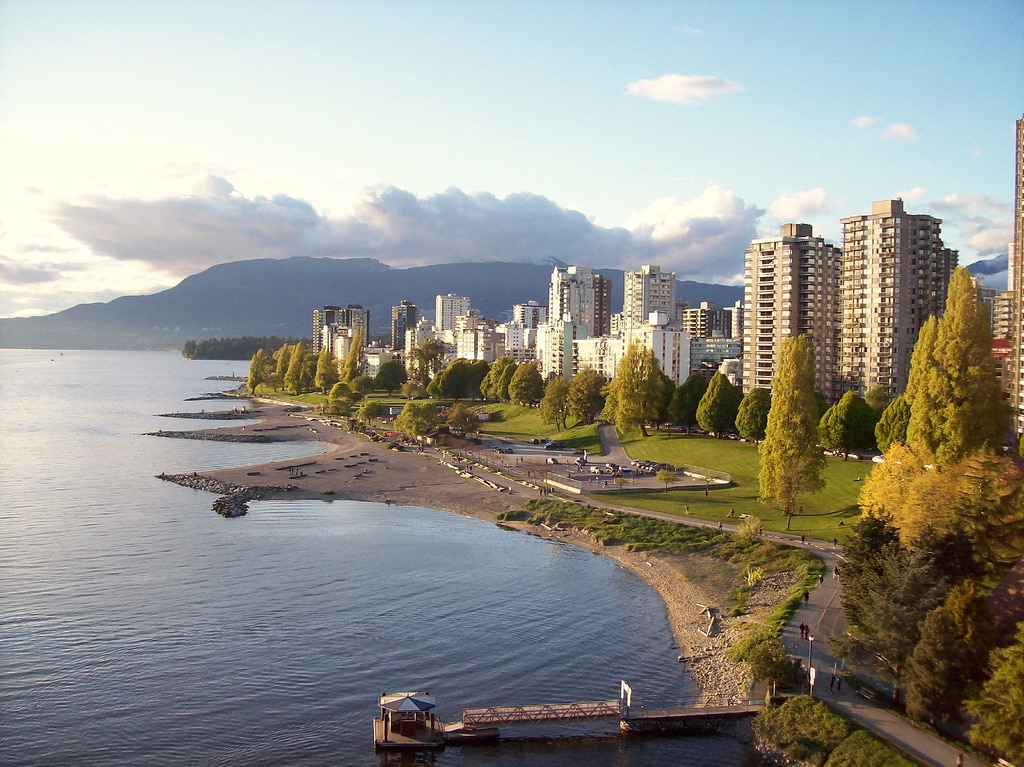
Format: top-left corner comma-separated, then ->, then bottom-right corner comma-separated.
0,257 -> 743,350
966,252 -> 1009,291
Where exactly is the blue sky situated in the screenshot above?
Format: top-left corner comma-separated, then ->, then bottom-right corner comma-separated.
1,0 -> 1021,318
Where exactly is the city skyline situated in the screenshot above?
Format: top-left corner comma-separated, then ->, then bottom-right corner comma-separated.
1,1 -> 1021,320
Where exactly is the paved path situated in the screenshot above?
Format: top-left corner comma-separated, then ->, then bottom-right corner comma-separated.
589,427 -> 986,767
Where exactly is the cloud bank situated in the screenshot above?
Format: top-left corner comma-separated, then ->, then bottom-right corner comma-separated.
43,178 -> 761,287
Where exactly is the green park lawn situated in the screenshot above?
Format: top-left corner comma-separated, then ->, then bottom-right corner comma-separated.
478,403 -> 604,454
614,431 -> 866,543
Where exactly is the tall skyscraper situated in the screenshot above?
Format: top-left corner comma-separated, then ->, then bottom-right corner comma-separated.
1011,114 -> 1024,444
547,265 -> 611,336
838,199 -> 957,397
742,224 -> 841,397
391,300 -> 419,351
623,264 -> 677,327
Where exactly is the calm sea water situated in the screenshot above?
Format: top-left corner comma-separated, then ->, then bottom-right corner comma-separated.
0,350 -> 756,766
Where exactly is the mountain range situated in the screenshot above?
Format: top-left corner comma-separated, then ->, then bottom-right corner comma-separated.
0,257 -> 744,350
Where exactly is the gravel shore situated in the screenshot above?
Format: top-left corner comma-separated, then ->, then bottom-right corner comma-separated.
157,402 -> 786,703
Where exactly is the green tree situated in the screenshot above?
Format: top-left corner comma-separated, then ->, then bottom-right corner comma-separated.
480,356 -> 515,400
284,342 -> 312,394
395,400 -> 438,438
338,327 -> 365,384
735,386 -> 771,442
446,402 -> 480,435
429,358 -> 478,400
875,395 -> 911,453
467,360 -> 490,400
668,372 -> 707,427
609,342 -> 666,437
905,580 -> 995,726
314,346 -> 339,394
819,391 -> 875,458
507,362 -> 544,405
865,385 -> 890,418
758,336 -> 825,529
655,468 -> 679,492
540,377 -> 570,432
409,337 -> 445,385
356,398 -> 383,425
328,381 -> 353,415
905,268 -> 1007,467
182,340 -> 198,359
728,625 -> 797,687
696,372 -> 742,436
498,360 -> 518,401
567,368 -> 606,425
375,359 -> 408,394
400,380 -> 425,399
967,621 -> 1024,763
274,342 -> 292,386
247,348 -> 273,396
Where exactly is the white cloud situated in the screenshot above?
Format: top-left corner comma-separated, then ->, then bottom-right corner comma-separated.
851,116 -> 878,129
766,188 -> 829,221
896,186 -> 926,201
930,193 -> 1013,259
625,74 -> 743,106
883,122 -> 919,141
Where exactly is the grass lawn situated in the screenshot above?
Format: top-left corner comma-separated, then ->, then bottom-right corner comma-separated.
477,403 -> 603,454
615,431 -> 866,543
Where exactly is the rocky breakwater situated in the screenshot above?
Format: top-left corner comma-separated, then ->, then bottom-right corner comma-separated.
157,473 -> 295,517
146,430 -> 279,443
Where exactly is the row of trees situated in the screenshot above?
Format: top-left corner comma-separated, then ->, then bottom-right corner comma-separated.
829,269 -> 1022,761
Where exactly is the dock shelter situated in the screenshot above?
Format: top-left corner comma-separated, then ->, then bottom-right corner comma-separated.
373,691 -> 445,750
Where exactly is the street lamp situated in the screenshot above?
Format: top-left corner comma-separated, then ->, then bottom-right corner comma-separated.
807,633 -> 815,698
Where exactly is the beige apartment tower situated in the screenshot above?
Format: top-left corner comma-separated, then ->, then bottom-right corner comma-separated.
1012,114 -> 1024,443
838,199 -> 957,398
623,264 -> 677,327
742,224 -> 841,398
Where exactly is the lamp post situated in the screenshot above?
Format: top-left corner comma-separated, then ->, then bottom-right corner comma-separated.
807,633 -> 815,698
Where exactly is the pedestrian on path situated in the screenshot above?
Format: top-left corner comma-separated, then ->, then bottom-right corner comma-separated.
799,622 -> 805,639
836,675 -> 841,692
818,573 -> 824,586
956,754 -> 963,767
800,534 -> 805,544
803,590 -> 809,604
829,674 -> 835,693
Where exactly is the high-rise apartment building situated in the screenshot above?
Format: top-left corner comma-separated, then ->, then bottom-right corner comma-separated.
682,301 -> 731,339
513,300 -> 548,328
391,300 -> 419,351
312,305 -> 342,354
742,224 -> 841,397
547,265 -> 611,337
1011,114 -> 1024,443
435,294 -> 471,334
623,264 -> 677,327
838,200 -> 957,397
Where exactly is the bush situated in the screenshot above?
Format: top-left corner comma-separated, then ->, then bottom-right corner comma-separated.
753,695 -> 851,766
824,730 -> 917,767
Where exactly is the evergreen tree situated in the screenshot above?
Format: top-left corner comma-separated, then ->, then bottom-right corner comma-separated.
609,342 -> 666,437
819,391 -> 875,457
967,621 -> 1024,763
314,346 -> 339,394
507,362 -> 544,405
566,368 -> 606,425
274,342 -> 291,386
539,377 -> 570,431
696,372 -> 742,436
906,268 -> 1007,466
735,386 -> 771,442
668,372 -> 707,427
480,357 -> 515,400
758,336 -> 825,529
498,361 -> 518,402
408,338 -> 445,386
865,385 -> 891,418
875,394 -> 911,453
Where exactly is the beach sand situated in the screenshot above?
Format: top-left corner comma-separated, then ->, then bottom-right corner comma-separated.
181,403 -> 785,703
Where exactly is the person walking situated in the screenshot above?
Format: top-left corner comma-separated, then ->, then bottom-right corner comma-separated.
829,674 -> 835,693
836,674 -> 842,692
803,590 -> 809,604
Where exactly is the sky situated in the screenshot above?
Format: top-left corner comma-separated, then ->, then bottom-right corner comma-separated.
1,0 -> 1022,319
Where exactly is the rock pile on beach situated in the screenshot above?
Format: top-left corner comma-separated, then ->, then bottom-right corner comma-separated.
156,473 -> 295,517
156,409 -> 260,420
146,430 -> 278,443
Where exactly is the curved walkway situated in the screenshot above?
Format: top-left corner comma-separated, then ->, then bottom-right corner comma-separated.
590,426 -> 984,767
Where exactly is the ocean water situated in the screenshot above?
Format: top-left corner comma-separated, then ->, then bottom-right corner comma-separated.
0,350 -> 756,766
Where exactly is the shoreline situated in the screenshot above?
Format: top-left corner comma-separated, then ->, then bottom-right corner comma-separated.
159,402 -> 763,704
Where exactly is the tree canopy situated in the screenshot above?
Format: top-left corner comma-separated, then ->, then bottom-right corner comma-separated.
967,621 -> 1024,763
758,336 -> 825,528
696,372 -> 741,436
480,357 -> 517,401
609,342 -> 667,437
539,377 -> 571,432
668,372 -> 707,427
395,401 -> 438,437
314,346 -> 339,394
507,362 -> 544,405
875,394 -> 911,453
375,359 -> 408,394
818,391 -> 875,457
905,268 -> 1006,466
247,348 -> 273,396
566,368 -> 606,425
735,387 -> 771,442
338,327 -> 365,384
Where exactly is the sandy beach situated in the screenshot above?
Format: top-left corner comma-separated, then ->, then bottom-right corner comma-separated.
163,402 -> 786,704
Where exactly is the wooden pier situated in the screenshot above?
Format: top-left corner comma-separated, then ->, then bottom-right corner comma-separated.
373,684 -> 763,751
